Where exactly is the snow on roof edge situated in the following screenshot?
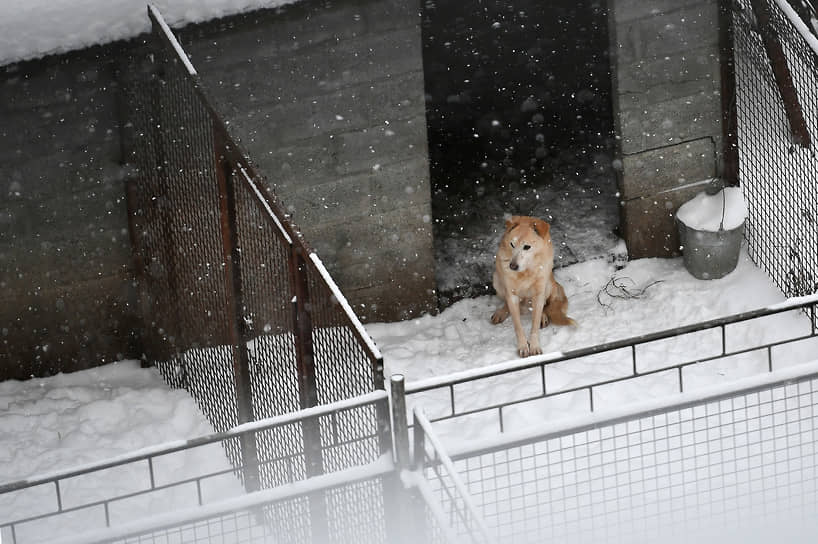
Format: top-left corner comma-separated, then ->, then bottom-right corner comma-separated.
0,0 -> 299,68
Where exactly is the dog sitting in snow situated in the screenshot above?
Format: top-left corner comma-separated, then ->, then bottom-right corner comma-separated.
491,215 -> 576,357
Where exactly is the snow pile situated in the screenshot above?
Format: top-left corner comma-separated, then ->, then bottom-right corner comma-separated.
0,0 -> 297,66
676,186 -> 748,232
0,361 -> 243,541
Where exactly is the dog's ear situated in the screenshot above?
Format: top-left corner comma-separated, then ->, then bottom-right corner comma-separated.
505,218 -> 520,232
532,220 -> 550,238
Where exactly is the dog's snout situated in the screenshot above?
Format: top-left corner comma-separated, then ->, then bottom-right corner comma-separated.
509,262 -> 519,271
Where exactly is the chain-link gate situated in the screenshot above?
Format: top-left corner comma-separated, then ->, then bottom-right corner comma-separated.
731,0 -> 818,298
123,5 -> 389,533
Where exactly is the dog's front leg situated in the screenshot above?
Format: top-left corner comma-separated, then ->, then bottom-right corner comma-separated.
506,294 -> 530,357
528,292 -> 547,356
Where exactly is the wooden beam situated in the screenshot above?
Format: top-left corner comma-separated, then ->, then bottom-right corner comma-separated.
751,0 -> 812,148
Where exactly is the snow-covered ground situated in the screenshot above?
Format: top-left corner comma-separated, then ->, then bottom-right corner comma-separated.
3,242 -> 817,542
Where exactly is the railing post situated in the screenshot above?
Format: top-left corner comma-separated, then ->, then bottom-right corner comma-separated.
289,244 -> 328,543
719,0 -> 739,186
391,375 -> 410,469
214,139 -> 260,493
387,375 -> 426,544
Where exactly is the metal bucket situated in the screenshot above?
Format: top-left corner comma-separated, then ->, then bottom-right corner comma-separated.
677,219 -> 745,280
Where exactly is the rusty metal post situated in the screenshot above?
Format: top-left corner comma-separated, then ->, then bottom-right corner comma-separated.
750,0 -> 812,148
288,243 -> 328,543
214,137 -> 260,493
719,0 -> 740,187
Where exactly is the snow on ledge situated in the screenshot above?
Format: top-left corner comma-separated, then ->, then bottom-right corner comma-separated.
0,0 -> 299,67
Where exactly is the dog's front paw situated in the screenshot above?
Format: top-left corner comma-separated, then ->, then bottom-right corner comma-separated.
528,343 -> 543,356
491,308 -> 509,324
517,344 -> 530,358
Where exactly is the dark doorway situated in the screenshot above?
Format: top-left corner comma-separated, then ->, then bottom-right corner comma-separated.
422,0 -> 619,304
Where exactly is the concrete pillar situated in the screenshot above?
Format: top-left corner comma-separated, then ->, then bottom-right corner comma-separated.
608,0 -> 724,258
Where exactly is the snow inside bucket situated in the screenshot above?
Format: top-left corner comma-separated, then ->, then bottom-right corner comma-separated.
676,186 -> 748,280
676,186 -> 748,232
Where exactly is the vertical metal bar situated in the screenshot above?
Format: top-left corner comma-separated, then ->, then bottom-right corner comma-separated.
55,480 -> 62,512
374,357 -> 391,456
410,409 -> 429,542
288,243 -> 327,544
721,324 -> 727,355
214,136 -> 259,493
148,457 -> 156,490
719,0 -> 740,186
391,375 -> 411,469
290,245 -> 323,467
412,410 -> 426,472
386,374 -> 416,544
767,345 -> 774,372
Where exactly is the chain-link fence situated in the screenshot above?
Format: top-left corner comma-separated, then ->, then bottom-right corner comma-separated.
732,0 -> 818,298
124,6 -> 387,497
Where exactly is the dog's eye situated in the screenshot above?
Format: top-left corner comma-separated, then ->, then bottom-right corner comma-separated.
510,242 -> 515,248
523,245 -> 531,250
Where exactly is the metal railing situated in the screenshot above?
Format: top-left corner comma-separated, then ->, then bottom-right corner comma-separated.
3,296 -> 818,543
125,4 -> 388,498
0,392 -> 389,544
404,295 -> 818,438
438,361 -> 818,543
732,0 -> 818,298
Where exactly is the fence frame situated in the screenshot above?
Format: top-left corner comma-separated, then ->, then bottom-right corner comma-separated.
135,4 -> 390,488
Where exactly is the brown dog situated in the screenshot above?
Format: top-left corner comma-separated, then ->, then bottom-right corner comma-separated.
491,215 -> 576,357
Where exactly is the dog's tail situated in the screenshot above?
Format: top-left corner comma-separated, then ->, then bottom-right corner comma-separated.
545,278 -> 577,327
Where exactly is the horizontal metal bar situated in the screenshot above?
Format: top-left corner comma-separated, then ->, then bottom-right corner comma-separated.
49,456 -> 395,544
0,390 -> 387,495
446,360 -> 818,461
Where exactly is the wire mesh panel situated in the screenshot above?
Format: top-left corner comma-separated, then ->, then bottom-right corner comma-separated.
733,0 -> 818,298
412,411 -> 494,544
438,372 -> 818,543
125,4 -> 387,494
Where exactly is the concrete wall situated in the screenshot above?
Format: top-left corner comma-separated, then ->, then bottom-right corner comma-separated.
608,0 -> 724,258
1,0 -> 434,378
0,44 -> 139,380
180,0 -> 436,322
